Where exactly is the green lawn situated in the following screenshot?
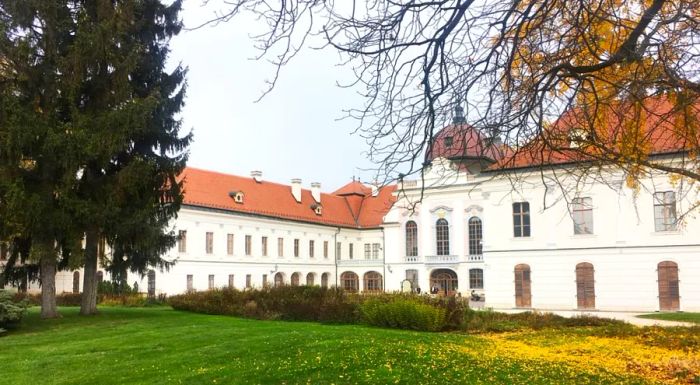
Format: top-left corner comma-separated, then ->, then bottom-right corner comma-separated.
637,312 -> 700,324
0,307 -> 693,385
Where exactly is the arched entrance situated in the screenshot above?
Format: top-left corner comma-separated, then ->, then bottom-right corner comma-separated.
658,261 -> 680,311
290,272 -> 300,286
321,272 -> 329,288
429,269 -> 458,296
274,272 -> 284,287
306,272 -> 315,286
363,271 -> 383,292
514,264 -> 531,308
575,263 -> 595,309
340,271 -> 359,292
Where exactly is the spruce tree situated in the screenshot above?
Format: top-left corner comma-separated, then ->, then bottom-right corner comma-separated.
0,0 -> 189,316
61,0 -> 190,315
0,1 -> 83,318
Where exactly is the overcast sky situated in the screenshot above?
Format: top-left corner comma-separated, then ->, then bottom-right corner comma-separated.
170,1 -> 378,192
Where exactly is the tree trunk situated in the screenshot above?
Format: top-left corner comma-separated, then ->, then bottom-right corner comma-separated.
39,248 -> 59,319
80,229 -> 99,315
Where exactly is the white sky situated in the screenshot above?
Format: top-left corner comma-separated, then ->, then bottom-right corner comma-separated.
170,1 -> 377,191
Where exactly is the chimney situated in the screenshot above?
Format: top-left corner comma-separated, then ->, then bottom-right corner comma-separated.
310,182 -> 321,203
290,178 -> 302,202
251,170 -> 262,182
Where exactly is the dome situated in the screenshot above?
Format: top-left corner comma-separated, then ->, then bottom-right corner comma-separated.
425,123 -> 506,164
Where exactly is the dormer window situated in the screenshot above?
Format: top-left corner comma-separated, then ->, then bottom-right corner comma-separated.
569,128 -> 590,148
311,203 -> 322,215
229,191 -> 244,204
444,136 -> 453,148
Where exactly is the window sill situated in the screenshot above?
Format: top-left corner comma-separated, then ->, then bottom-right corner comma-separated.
570,234 -> 596,239
650,230 -> 682,236
510,237 -> 533,241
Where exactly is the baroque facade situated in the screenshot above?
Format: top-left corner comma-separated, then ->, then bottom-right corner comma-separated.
2,111 -> 699,312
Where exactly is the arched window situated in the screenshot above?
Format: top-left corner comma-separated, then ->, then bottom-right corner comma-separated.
514,264 -> 531,308
363,271 -> 383,292
306,272 -> 315,286
436,219 -> 450,256
469,268 -> 483,289
321,273 -> 329,288
405,221 -> 418,257
274,272 -> 284,287
97,271 -> 104,284
340,271 -> 359,292
468,217 -> 483,255
72,271 -> 80,294
291,272 -> 300,286
147,270 -> 156,298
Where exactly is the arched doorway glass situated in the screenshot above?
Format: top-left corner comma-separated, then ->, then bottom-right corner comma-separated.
405,221 -> 418,257
658,261 -> 680,311
291,272 -> 300,286
363,271 -> 383,292
435,219 -> 450,255
575,263 -> 595,309
429,269 -> 458,295
468,217 -> 483,255
274,272 -> 284,287
306,272 -> 315,286
340,271 -> 359,292
514,264 -> 531,308
321,273 -> 329,288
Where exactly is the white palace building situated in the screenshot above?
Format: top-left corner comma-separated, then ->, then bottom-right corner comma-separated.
2,105 -> 699,312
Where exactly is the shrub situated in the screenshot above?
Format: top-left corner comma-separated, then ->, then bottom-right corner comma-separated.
0,290 -> 28,331
361,298 -> 446,332
462,308 -> 628,333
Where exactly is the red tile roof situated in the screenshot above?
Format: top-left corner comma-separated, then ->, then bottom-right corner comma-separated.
491,97 -> 700,171
180,168 -> 396,228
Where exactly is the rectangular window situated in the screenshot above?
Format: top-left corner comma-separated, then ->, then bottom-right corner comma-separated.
245,235 -> 252,256
364,243 -> 371,259
245,274 -> 252,288
309,240 -> 315,258
205,232 -> 214,254
262,274 -> 268,287
372,243 -> 380,259
294,239 -> 299,257
228,274 -> 234,288
261,236 -> 268,256
323,241 -> 329,259
277,237 -> 284,257
349,243 -> 354,259
227,233 -> 234,255
186,274 -> 193,291
654,191 -> 677,231
178,230 -> 187,253
572,197 -> 594,234
208,274 -> 215,290
512,202 -> 531,237
336,242 -> 342,260
469,269 -> 484,289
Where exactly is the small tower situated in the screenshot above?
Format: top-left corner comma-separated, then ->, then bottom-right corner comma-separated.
453,104 -> 467,125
